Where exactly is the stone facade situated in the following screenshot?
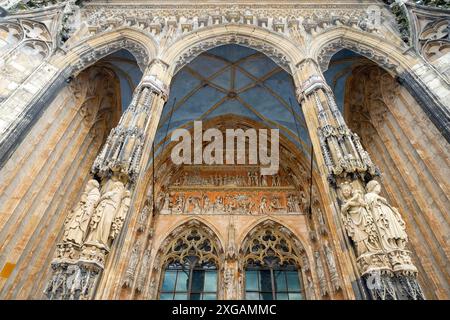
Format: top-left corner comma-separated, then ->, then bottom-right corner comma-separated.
0,0 -> 448,300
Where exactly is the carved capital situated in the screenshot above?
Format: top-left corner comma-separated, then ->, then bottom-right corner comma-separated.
139,75 -> 170,101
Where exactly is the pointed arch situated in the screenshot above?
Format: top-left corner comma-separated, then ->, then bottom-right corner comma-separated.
156,217 -> 226,260
311,26 -> 418,75
52,26 -> 158,74
239,218 -> 309,269
160,23 -> 305,77
148,218 -> 225,299
238,218 -> 316,300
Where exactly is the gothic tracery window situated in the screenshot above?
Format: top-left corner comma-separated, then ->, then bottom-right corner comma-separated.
158,228 -> 220,300
242,225 -> 305,300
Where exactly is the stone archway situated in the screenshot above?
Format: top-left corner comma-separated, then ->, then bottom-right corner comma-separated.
342,61 -> 450,299
238,219 -> 317,300
0,64 -> 123,299
145,219 -> 225,300
159,24 -> 305,77
312,27 -> 450,142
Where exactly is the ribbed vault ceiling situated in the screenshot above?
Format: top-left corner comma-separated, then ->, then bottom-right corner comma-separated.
154,44 -> 311,158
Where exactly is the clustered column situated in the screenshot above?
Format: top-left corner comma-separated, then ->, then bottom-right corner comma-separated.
295,59 -> 424,300
44,71 -> 169,300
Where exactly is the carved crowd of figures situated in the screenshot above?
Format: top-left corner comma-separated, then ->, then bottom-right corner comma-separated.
340,180 -> 415,275
172,170 -> 285,187
155,191 -> 306,215
62,179 -> 131,253
45,179 -> 132,299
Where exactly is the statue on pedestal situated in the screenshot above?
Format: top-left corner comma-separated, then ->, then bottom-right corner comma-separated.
85,181 -> 125,249
364,180 -> 408,251
63,179 -> 101,246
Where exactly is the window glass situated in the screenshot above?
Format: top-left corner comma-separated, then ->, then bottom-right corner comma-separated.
286,271 -> 301,291
159,262 -> 217,300
204,271 -> 217,292
245,267 -> 304,300
161,270 -> 177,292
245,270 -> 258,291
175,270 -> 189,291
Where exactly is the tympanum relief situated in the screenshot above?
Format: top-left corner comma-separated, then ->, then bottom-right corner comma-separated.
155,165 -> 308,216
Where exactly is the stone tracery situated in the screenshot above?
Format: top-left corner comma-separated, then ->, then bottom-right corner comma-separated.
0,0 -> 447,301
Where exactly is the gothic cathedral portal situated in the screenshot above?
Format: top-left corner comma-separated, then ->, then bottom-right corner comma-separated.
0,0 -> 448,300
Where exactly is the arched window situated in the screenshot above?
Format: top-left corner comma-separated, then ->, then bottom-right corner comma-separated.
158,228 -> 220,300
242,224 -> 306,300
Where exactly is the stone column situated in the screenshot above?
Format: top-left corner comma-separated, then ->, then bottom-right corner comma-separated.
223,217 -> 239,300
293,59 -> 424,300
43,63 -> 169,300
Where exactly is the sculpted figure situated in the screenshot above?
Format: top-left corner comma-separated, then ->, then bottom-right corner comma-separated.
272,173 -> 280,186
160,193 -> 171,214
85,181 -> 125,249
261,174 -> 268,187
223,267 -> 235,299
365,180 -> 408,251
299,190 -> 309,212
340,182 -> 380,256
123,240 -> 141,287
307,276 -> 315,299
190,196 -> 201,214
137,205 -> 150,232
214,196 -> 224,214
63,179 -> 100,245
173,194 -> 185,214
315,251 -> 328,297
259,197 -> 268,214
324,242 -> 341,291
110,189 -> 131,240
203,195 -> 212,214
269,197 -> 283,212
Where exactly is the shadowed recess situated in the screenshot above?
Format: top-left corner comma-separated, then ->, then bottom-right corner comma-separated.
152,44 -> 311,160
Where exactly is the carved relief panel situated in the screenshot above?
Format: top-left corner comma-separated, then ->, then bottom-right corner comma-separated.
156,165 -> 308,216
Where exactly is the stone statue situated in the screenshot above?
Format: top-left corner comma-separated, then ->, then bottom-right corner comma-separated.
301,254 -> 310,271
365,180 -> 408,251
214,196 -> 224,214
340,182 -> 380,256
315,251 -> 328,297
110,189 -> 131,240
123,240 -> 141,288
307,276 -> 315,299
202,195 -> 212,214
137,205 -> 150,232
85,181 -> 125,249
290,194 -> 301,213
173,194 -> 185,214
317,208 -> 327,235
299,190 -> 309,212
223,266 -> 235,299
190,196 -> 201,214
63,179 -> 101,246
272,173 -> 281,186
259,197 -> 268,214
226,221 -> 237,259
324,242 -> 341,291
261,174 -> 268,186
160,192 -> 171,214
136,249 -> 151,292
269,197 -> 283,212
